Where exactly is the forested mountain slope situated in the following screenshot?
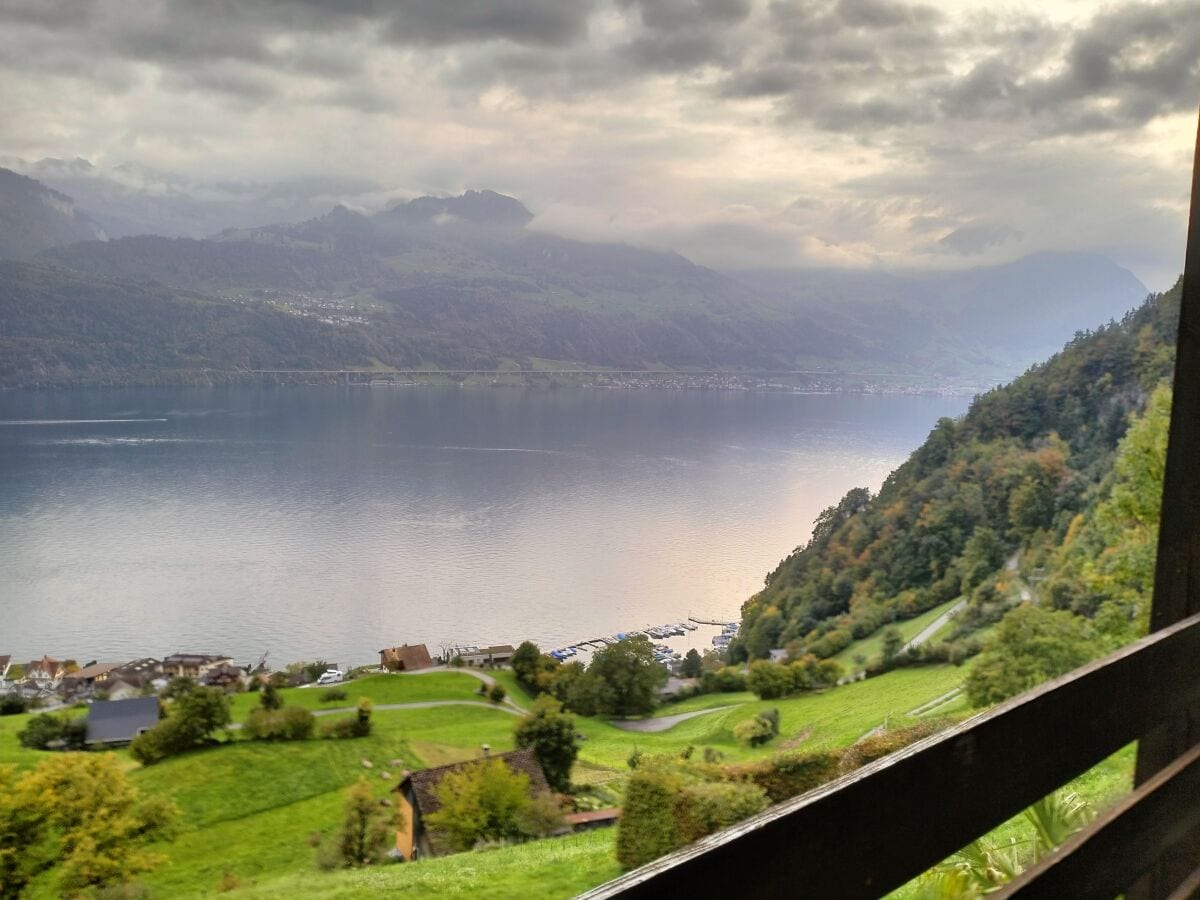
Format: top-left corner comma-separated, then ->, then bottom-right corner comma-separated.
0,262 -> 391,386
736,282 -> 1180,679
0,168 -> 106,260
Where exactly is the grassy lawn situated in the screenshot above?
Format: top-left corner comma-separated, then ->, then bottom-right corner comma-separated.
486,669 -> 536,709
575,665 -> 968,769
228,672 -> 489,722
833,597 -> 964,669
224,829 -> 620,899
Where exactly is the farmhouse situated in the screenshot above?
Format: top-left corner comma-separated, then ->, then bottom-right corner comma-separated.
23,655 -> 69,688
379,644 -> 433,672
161,653 -> 233,679
393,748 -> 551,859
61,661 -> 124,695
86,696 -> 160,746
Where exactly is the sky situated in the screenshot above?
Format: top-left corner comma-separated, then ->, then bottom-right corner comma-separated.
0,0 -> 1197,289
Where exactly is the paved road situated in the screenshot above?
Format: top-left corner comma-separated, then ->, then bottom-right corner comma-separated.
901,599 -> 967,654
610,706 -> 733,733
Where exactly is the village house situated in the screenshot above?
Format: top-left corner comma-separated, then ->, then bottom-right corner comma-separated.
393,748 -> 551,859
23,655 -> 71,689
86,696 -> 161,746
60,661 -> 125,697
458,645 -> 516,667
0,655 -> 11,683
379,644 -> 434,672
99,676 -> 149,701
201,663 -> 245,688
161,653 -> 234,680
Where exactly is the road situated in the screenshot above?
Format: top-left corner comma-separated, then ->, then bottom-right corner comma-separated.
901,599 -> 967,654
610,706 -> 733,733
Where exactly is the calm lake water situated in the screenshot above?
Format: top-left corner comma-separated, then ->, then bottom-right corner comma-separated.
0,387 -> 968,668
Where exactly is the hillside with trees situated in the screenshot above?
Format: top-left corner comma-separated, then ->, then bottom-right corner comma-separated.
736,282 -> 1180,701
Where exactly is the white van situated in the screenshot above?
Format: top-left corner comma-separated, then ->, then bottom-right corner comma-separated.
316,669 -> 344,685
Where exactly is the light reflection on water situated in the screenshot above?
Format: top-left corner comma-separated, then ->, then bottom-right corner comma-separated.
0,386 -> 968,667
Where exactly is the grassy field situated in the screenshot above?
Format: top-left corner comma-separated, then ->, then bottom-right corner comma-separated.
4,661 -> 972,897
226,829 -> 620,899
832,597 -> 964,669
227,672 -> 491,721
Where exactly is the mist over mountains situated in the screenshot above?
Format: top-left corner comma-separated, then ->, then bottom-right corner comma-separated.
0,162 -> 1151,388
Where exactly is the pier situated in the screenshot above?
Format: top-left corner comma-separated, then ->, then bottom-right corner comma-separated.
688,616 -> 737,627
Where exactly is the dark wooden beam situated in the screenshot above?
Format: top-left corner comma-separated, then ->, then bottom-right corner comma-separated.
579,612 -> 1200,900
1133,108 -> 1200,898
994,742 -> 1200,898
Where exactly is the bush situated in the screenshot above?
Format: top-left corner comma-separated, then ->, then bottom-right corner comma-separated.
243,705 -> 315,741
721,750 -> 842,804
732,709 -> 780,747
18,713 -> 87,750
839,720 -> 949,774
0,694 -> 28,715
259,682 -> 283,710
321,698 -> 372,739
425,758 -> 532,851
616,767 -> 683,870
676,781 -> 768,844
319,688 -> 348,703
488,683 -> 507,704
130,688 -> 229,765
514,790 -> 566,839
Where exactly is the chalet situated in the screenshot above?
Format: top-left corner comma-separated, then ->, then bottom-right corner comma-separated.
161,653 -> 233,679
23,655 -> 69,688
86,696 -> 160,746
61,661 -> 124,695
393,748 -> 551,859
201,663 -> 245,688
379,644 -> 433,672
459,645 -> 516,667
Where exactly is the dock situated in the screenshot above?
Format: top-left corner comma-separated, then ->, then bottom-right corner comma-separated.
688,616 -> 737,627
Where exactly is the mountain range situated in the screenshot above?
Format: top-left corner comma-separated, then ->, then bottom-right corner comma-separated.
0,162 -> 1152,387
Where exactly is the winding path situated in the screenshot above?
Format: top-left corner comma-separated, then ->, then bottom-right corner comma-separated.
609,706 -> 733,733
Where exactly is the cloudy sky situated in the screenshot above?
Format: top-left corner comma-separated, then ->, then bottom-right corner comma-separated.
1,0 -> 1197,287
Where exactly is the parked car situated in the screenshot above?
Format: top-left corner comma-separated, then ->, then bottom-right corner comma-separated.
316,669 -> 344,685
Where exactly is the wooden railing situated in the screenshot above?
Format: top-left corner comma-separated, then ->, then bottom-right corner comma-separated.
578,111 -> 1200,900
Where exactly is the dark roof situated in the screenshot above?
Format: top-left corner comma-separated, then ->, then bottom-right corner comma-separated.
86,696 -> 160,744
116,657 -> 162,676
399,749 -> 551,852
380,644 -> 433,671
163,654 -> 231,668
65,662 -> 123,682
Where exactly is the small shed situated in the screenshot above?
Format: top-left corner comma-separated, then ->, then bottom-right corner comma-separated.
86,696 -> 160,746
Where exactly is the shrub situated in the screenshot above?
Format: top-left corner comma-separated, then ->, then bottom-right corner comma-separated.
18,713 -> 87,750
425,758 -> 532,852
675,781 -> 768,844
0,694 -> 28,716
488,683 -> 507,704
616,767 -> 683,870
130,688 -> 229,765
243,705 -> 315,741
733,715 -> 775,747
321,698 -> 372,739
721,750 -> 842,804
320,688 -> 348,703
514,790 -> 566,839
839,720 -> 948,774
259,682 -> 283,710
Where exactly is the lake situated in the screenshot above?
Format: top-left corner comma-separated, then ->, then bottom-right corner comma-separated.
0,386 -> 969,668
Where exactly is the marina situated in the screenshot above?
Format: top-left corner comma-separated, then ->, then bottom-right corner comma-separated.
548,619 -> 738,670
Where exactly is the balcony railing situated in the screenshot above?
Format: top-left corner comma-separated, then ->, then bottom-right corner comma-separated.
578,110 -> 1200,900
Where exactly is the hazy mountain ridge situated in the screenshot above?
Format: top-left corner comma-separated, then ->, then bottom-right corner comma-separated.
1,165 -> 1151,382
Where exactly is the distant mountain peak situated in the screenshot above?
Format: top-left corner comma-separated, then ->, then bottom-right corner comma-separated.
383,189 -> 533,229
0,167 -> 107,260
